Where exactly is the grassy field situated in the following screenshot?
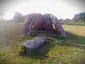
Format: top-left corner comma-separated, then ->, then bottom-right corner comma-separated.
0,21 -> 85,64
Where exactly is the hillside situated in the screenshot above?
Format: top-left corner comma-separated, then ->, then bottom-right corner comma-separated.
0,21 -> 85,64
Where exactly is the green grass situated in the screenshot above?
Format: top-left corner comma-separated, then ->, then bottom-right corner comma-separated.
0,22 -> 85,64
62,21 -> 85,26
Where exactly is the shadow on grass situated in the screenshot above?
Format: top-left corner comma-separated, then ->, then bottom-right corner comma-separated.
19,39 -> 56,60
61,31 -> 85,49
66,31 -> 85,44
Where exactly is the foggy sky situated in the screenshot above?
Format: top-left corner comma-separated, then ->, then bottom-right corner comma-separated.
0,0 -> 85,15
64,0 -> 85,12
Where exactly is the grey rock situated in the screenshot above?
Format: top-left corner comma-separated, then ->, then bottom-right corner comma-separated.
23,37 -> 48,51
50,14 -> 67,38
43,14 -> 53,30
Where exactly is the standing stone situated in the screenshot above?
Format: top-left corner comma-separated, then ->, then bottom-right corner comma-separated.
50,14 -> 67,38
43,14 -> 53,30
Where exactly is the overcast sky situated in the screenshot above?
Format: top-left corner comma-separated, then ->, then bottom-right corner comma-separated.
0,0 -> 85,20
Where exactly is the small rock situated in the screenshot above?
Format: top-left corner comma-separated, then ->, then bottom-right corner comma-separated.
56,40 -> 62,44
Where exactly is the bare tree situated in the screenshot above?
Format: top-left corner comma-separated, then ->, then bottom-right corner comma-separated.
0,8 -> 5,21
0,11 -> 4,20
13,12 -> 24,22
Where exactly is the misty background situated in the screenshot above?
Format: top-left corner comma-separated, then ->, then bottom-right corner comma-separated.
0,0 -> 85,21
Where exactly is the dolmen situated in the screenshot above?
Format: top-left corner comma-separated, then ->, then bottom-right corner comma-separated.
23,37 -> 48,55
21,13 -> 67,38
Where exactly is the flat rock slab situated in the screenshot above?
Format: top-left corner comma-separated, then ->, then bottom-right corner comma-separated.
23,37 -> 48,50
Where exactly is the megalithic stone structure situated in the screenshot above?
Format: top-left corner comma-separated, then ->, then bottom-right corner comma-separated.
21,13 -> 66,38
